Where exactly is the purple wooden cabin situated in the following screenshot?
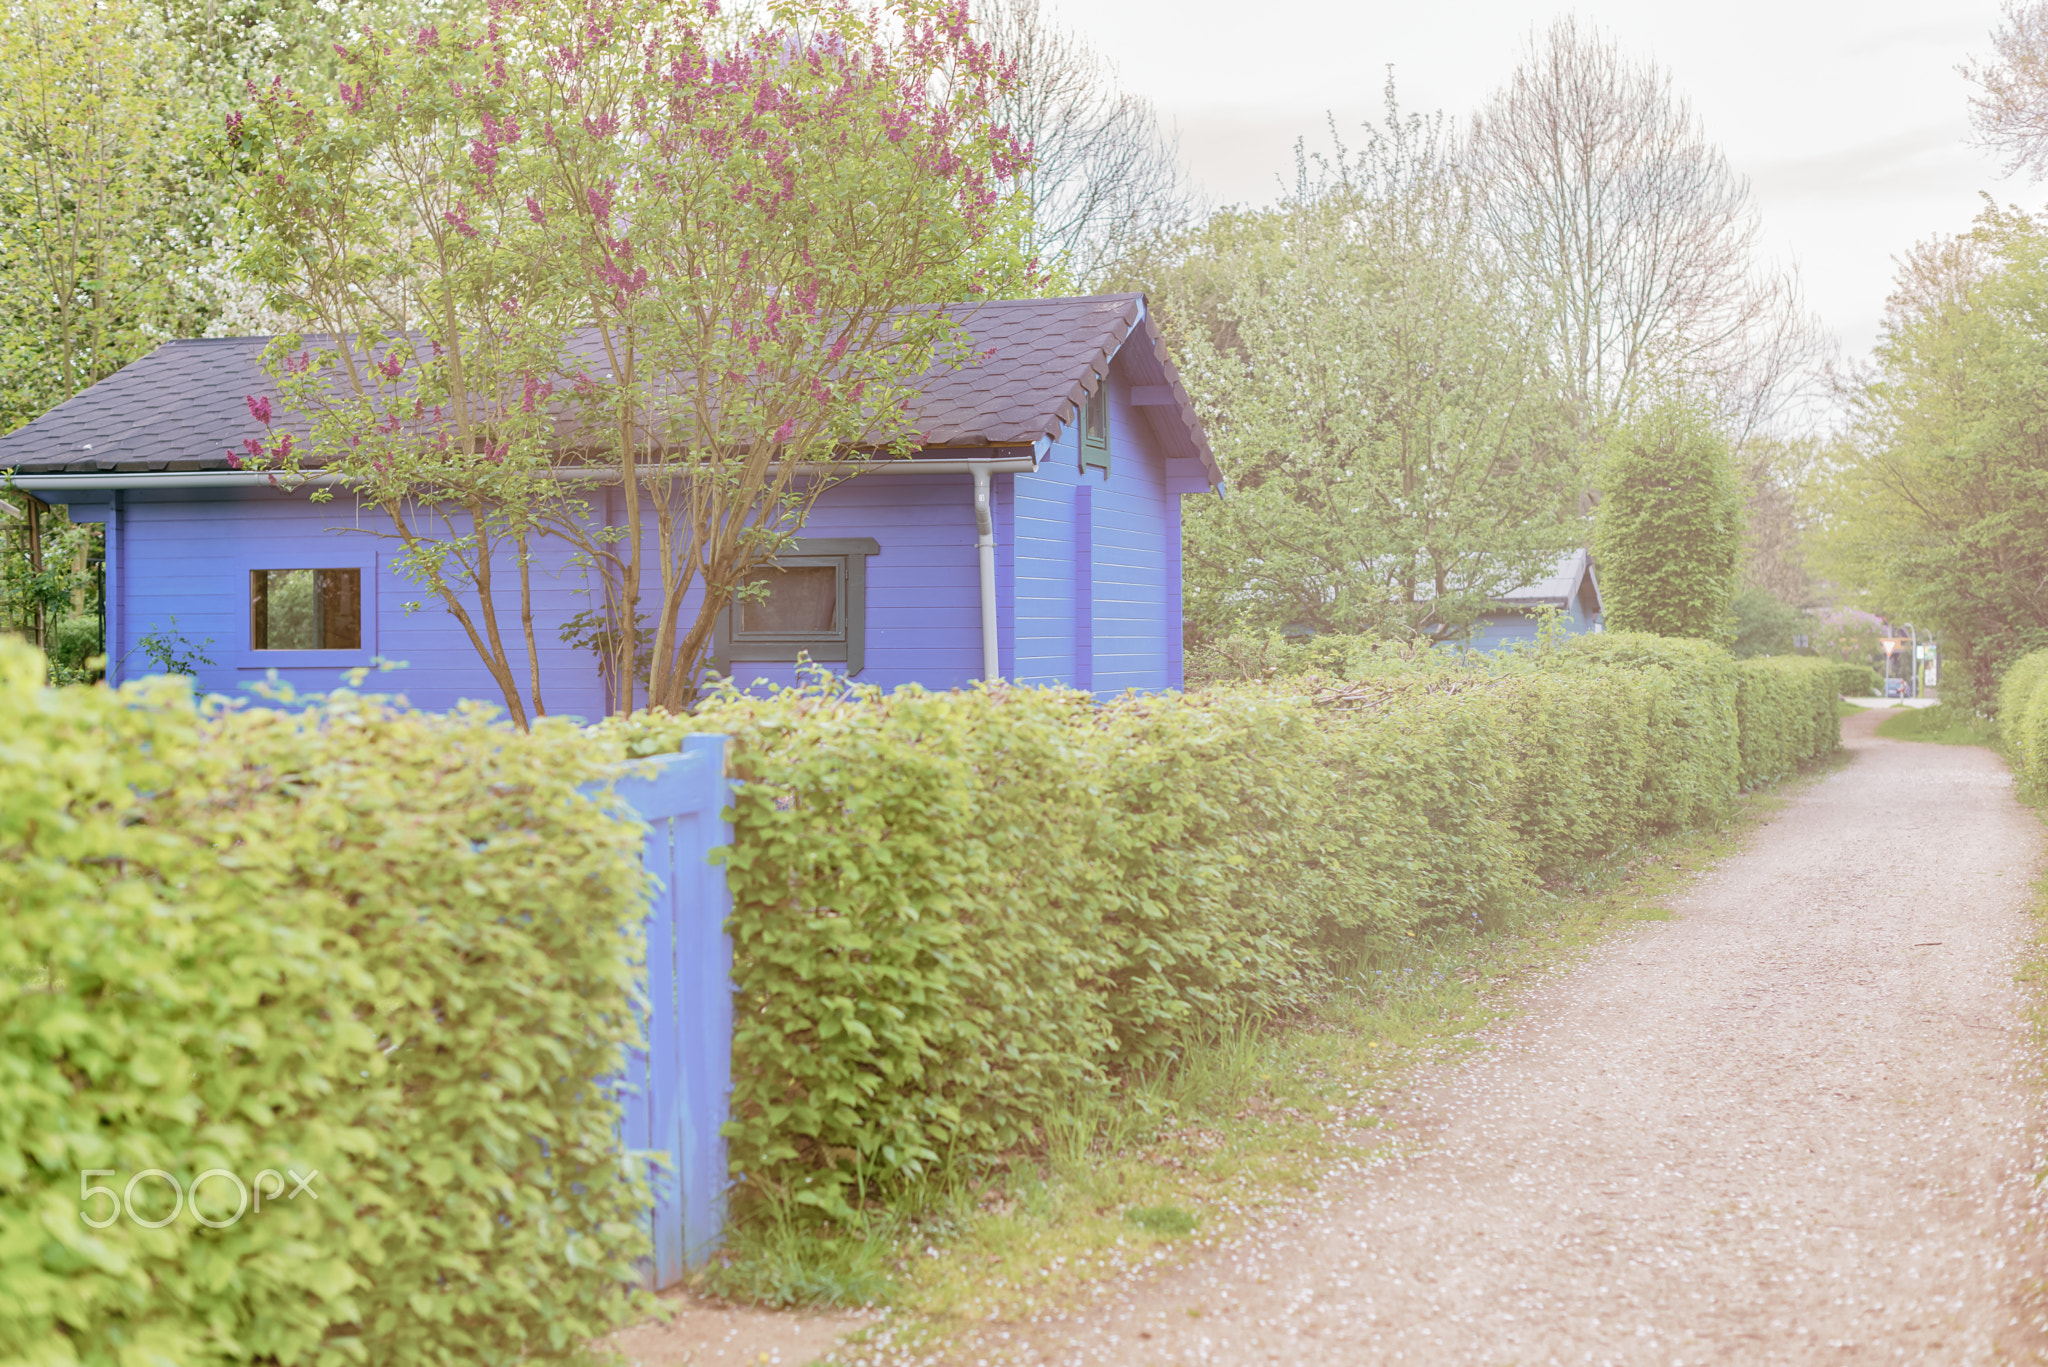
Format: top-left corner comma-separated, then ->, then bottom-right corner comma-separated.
2,295 -> 1223,711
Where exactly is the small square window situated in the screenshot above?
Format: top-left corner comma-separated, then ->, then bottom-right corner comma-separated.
738,565 -> 840,636
714,538 -> 878,677
251,568 -> 361,650
1081,381 -> 1110,474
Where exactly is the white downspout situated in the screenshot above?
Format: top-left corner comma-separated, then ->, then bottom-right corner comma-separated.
972,465 -> 998,681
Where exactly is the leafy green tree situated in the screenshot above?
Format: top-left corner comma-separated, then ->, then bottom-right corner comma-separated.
230,0 -> 1030,723
1163,88 -> 1580,643
0,0 -> 219,433
0,492 -> 103,682
1730,585 -> 1803,658
1593,402 -> 1743,643
1819,205 -> 2048,710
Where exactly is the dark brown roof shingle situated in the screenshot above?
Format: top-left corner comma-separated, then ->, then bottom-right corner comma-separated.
0,294 -> 1219,483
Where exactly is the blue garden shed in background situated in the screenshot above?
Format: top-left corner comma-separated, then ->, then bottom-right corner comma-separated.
1466,548 -> 1603,653
0,294 -> 1223,708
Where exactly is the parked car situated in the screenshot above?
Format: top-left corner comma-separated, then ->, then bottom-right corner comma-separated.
1885,677 -> 1910,699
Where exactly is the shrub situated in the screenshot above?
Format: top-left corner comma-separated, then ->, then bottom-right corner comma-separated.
0,642 -> 654,1367
1182,631 -> 1450,688
3,614 -> 1842,1336
1593,403 -> 1744,644
1486,664 -> 1656,876
612,629 -> 1835,1221
1547,632 -> 1740,827
1731,656 -> 1843,787
1830,661 -> 1882,698
0,642 -> 344,1367
1998,647 -> 2048,794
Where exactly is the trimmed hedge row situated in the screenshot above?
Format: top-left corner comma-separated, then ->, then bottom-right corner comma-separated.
5,628 -> 1846,1353
1832,661 -> 1884,698
1734,655 -> 1844,788
1999,647 -> 2048,795
0,641 -> 653,1367
615,634 -> 1841,1219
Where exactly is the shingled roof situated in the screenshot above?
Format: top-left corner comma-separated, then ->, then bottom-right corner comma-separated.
0,294 -> 1219,485
1495,549 -> 1600,613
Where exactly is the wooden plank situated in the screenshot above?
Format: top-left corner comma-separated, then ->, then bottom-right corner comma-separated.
1074,485 -> 1093,693
674,733 -> 735,1267
605,739 -> 734,1286
646,812 -> 687,1286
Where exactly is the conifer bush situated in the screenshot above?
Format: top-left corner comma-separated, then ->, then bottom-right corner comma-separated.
1592,403 -> 1745,644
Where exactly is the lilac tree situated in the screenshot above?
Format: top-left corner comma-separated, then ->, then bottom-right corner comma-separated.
228,0 -> 1030,720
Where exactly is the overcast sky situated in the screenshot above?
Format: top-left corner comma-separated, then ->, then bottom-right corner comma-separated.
1043,0 -> 2029,363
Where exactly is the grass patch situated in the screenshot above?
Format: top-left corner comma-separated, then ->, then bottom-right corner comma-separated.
1875,704 -> 1997,746
1122,1205 -> 1199,1237
687,753 -> 1847,1360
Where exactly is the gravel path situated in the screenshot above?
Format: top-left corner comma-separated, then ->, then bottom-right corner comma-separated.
945,709 -> 2048,1365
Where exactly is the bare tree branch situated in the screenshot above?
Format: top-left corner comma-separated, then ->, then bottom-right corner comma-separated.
1965,1 -> 2048,178
1468,16 -> 1828,440
978,0 -> 1199,288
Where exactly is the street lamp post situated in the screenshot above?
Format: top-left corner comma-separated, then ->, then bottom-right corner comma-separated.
1902,623 -> 1920,698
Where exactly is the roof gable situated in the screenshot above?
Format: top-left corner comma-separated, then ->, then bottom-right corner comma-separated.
1493,549 -> 1600,614
913,294 -> 1218,481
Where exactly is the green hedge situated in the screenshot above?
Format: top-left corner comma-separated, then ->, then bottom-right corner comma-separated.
1732,656 -> 1844,788
1829,661 -> 1882,698
0,641 -> 653,1367
1999,647 -> 2048,795
6,624 -> 1844,1335
613,631 -> 1837,1220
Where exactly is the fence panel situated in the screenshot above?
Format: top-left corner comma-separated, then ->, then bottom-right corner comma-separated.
608,733 -> 734,1288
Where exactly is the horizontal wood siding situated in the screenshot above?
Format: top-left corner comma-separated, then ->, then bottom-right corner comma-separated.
1089,369 -> 1173,695
78,366 -> 1195,707
1465,596 -> 1599,655
1007,359 -> 1184,696
112,488 -> 608,716
716,472 -> 984,692
1010,436 -> 1081,687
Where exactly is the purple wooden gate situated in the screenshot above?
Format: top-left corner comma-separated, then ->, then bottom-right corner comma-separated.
608,734 -> 734,1288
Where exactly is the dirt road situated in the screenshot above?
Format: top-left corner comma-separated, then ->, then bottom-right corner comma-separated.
935,709 -> 2048,1365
